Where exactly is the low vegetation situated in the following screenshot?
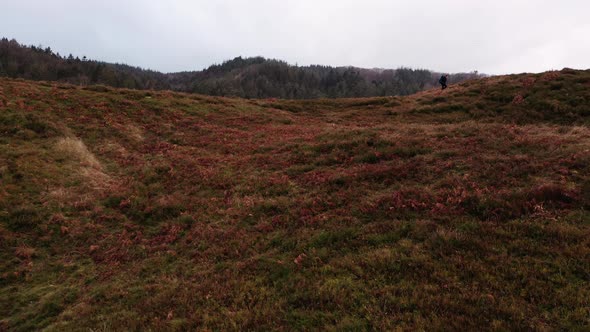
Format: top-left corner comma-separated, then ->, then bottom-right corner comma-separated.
1,69 -> 589,330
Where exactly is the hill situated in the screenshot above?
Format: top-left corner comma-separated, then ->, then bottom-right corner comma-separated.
1,69 -> 590,330
0,38 -> 482,98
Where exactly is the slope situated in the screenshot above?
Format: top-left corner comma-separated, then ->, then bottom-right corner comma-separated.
1,69 -> 589,331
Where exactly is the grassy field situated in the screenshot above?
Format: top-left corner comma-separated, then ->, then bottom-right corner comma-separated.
1,69 -> 590,331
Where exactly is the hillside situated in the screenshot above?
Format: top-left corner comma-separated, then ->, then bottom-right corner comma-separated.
1,69 -> 590,330
0,38 -> 482,99
170,57 -> 481,99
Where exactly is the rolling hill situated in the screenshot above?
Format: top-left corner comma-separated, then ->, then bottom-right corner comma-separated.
1,68 -> 590,330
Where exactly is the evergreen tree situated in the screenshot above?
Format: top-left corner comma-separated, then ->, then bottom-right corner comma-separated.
0,38 -> 483,98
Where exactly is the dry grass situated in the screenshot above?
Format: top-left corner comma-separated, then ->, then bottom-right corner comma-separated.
1,69 -> 590,331
53,137 -> 116,192
54,137 -> 101,170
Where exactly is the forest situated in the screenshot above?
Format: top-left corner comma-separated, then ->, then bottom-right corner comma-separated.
0,38 -> 483,98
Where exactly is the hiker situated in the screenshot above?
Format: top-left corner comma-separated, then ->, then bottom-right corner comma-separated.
439,74 -> 449,90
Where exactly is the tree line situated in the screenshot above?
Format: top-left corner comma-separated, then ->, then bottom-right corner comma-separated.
0,38 -> 484,98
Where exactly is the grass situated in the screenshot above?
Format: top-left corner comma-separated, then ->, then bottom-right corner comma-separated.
1,69 -> 590,330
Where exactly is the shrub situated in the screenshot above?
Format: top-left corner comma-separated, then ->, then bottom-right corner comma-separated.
2,207 -> 45,231
528,184 -> 576,205
82,85 -> 113,93
582,181 -> 590,208
393,146 -> 431,158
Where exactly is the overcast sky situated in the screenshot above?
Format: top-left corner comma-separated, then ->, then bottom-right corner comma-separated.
1,0 -> 589,75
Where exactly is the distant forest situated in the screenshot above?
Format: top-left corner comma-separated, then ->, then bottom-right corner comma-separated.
0,38 -> 484,98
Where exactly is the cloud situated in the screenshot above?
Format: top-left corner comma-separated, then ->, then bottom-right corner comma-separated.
1,0 -> 588,74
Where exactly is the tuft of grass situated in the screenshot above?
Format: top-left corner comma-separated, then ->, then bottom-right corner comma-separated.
54,137 -> 102,169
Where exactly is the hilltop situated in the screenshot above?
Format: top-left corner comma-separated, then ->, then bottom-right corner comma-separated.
1,69 -> 590,330
0,38 -> 482,99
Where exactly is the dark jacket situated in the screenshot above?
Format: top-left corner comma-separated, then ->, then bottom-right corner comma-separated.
439,75 -> 447,84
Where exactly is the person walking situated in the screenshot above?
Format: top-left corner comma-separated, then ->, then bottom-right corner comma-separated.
439,74 -> 449,90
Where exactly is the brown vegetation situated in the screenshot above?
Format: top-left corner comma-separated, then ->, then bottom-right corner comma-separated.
1,69 -> 590,330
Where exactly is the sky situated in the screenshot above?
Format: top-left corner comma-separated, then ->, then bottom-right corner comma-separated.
1,0 -> 589,75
